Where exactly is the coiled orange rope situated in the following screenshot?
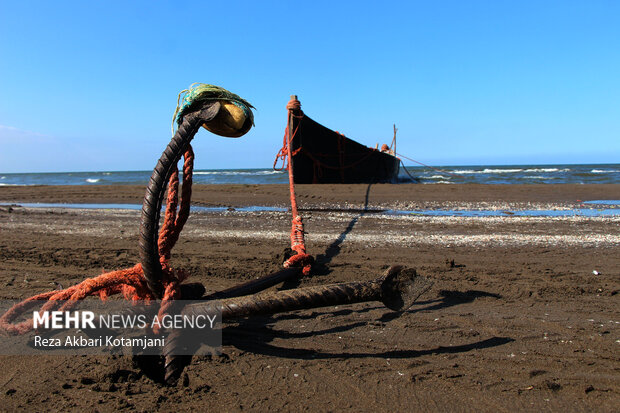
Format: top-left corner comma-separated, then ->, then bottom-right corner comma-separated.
0,147 -> 196,335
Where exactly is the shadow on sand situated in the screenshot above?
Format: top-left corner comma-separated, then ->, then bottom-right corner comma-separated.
222,288 -> 509,361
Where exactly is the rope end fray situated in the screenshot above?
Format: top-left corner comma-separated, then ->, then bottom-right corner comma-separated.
172,83 -> 255,136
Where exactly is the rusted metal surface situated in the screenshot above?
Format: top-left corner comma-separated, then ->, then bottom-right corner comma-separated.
191,266 -> 430,319
203,267 -> 303,300
139,102 -> 221,298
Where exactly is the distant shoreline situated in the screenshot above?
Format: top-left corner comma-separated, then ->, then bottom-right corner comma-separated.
1,163 -> 619,186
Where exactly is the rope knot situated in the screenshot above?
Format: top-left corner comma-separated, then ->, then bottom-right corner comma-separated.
283,252 -> 313,276
286,96 -> 301,111
290,215 -> 306,249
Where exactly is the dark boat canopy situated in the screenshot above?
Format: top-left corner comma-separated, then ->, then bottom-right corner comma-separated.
287,98 -> 400,184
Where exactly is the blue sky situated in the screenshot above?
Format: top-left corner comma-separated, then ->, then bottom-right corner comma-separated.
1,0 -> 619,172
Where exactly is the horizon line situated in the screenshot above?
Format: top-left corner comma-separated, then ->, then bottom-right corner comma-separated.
1,162 -> 619,175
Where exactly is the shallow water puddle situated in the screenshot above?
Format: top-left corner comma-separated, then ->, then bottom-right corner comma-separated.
2,202 -> 618,217
385,208 -> 619,217
582,200 -> 620,206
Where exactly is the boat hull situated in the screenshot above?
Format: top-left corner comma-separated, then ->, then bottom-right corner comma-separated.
289,112 -> 400,184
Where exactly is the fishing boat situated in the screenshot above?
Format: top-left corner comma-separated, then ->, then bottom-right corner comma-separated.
275,95 -> 401,184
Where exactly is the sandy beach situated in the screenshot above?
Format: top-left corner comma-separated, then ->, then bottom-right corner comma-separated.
1,184 -> 619,411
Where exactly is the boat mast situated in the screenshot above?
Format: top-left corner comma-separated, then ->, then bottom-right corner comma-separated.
392,124 -> 397,155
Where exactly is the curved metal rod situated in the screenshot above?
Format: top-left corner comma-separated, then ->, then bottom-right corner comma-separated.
139,102 -> 222,298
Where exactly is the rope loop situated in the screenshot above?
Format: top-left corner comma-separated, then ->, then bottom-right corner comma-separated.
286,97 -> 301,111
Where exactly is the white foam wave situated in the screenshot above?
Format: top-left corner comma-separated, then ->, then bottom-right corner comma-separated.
85,178 -> 101,183
429,175 -> 451,179
454,167 -> 570,175
451,170 -> 477,174
523,168 -> 569,173
483,168 -> 523,173
592,169 -> 619,173
194,170 -> 284,176
452,168 -> 523,174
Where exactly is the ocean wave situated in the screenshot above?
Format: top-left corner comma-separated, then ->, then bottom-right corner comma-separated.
452,168 -> 523,174
483,168 -> 523,173
429,175 -> 451,179
194,170 -> 284,176
85,178 -> 101,183
523,168 -> 569,173
591,169 -> 620,173
451,170 -> 477,174
0,176 -> 5,179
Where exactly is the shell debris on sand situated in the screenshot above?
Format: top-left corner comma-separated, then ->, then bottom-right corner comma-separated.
2,205 -> 619,248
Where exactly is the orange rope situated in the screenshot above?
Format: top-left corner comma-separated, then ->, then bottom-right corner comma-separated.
272,120 -> 301,171
0,146 -> 196,335
278,97 -> 312,275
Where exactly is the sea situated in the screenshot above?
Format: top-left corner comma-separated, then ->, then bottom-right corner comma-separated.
0,164 -> 618,186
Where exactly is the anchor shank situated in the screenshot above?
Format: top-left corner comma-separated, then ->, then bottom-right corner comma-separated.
184,279 -> 383,321
203,267 -> 303,300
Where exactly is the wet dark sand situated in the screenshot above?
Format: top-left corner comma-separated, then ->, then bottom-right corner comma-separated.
0,184 -> 619,411
1,183 -> 618,208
